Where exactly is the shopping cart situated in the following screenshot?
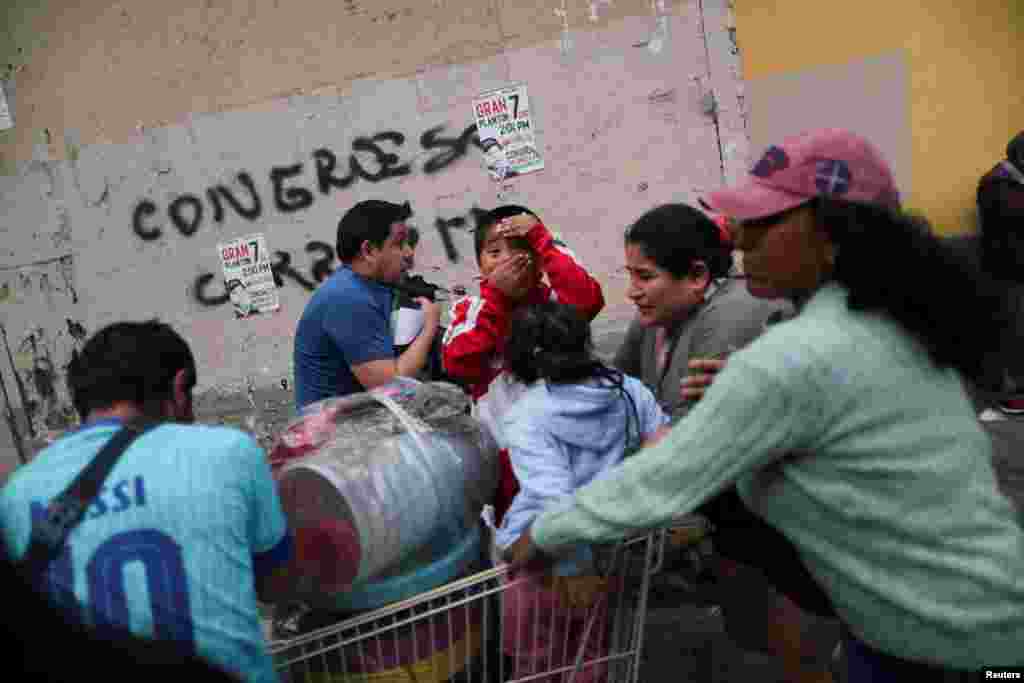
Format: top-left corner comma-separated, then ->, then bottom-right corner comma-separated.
270,528 -> 671,683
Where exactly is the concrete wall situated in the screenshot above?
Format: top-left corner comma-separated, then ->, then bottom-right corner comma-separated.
733,0 -> 1024,235
0,1 -> 747,473
744,52 -> 913,206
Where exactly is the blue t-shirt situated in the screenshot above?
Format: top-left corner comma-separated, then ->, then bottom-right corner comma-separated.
0,419 -> 291,683
294,266 -> 395,410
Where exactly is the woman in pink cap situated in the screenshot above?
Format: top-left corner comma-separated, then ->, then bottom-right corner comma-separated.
507,128 -> 1024,679
613,203 -> 835,683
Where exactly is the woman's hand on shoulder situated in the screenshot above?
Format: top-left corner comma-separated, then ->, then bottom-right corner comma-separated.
680,358 -> 728,402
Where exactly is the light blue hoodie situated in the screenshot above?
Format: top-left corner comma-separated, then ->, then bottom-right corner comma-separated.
493,374 -> 667,573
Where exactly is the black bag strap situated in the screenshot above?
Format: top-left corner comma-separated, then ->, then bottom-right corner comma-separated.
19,420 -> 159,581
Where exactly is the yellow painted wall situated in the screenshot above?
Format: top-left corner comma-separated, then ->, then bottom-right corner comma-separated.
734,1 -> 1024,234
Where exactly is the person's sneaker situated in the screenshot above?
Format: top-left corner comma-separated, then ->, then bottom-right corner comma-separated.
998,397 -> 1024,415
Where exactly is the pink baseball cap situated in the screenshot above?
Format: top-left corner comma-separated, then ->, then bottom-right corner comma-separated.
704,128 -> 901,221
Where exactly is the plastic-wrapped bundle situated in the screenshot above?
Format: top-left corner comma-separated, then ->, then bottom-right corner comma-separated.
271,379 -> 500,598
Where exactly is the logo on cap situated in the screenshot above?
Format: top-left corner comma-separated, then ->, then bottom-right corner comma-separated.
815,159 -> 851,195
751,146 -> 790,178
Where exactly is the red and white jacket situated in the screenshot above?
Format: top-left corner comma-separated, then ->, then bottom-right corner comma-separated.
443,221 -> 604,526
442,221 -> 605,401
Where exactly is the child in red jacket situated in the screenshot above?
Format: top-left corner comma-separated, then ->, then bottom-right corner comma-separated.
442,205 -> 604,525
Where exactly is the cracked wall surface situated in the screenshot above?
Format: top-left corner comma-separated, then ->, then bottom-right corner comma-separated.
0,1 -> 747,474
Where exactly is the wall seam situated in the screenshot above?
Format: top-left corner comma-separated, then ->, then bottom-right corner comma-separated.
697,0 -> 727,185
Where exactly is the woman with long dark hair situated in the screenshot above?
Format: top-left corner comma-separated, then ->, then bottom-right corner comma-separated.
491,301 -> 667,683
616,202 -> 789,421
508,129 -> 1024,679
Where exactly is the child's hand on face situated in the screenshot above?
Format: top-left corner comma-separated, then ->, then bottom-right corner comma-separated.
488,253 -> 535,301
497,214 -> 540,239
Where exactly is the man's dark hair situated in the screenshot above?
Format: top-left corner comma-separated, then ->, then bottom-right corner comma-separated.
66,320 -> 197,419
336,200 -> 413,264
474,205 -> 539,263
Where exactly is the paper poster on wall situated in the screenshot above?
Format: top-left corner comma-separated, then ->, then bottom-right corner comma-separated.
473,83 -> 544,181
218,233 -> 280,319
0,82 -> 13,131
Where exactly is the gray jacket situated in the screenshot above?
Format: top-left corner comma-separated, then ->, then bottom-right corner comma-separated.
613,277 -> 792,421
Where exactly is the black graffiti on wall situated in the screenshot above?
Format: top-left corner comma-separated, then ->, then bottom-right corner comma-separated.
191,207 -> 489,307
434,209 -> 489,263
132,124 -> 483,243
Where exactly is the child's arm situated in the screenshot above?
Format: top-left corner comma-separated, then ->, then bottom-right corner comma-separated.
494,416 -> 574,550
529,221 -> 604,320
501,215 -> 605,320
441,284 -> 513,393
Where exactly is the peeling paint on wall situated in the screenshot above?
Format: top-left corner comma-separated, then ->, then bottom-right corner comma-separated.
0,79 -> 14,131
0,324 -> 34,440
648,0 -> 671,54
16,325 -> 75,433
57,255 -> 78,304
554,2 -> 573,55
66,318 -> 86,345
0,250 -> 82,446
52,206 -> 71,249
589,0 -> 613,22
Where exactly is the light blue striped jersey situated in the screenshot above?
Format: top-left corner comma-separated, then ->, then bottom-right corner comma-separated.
0,419 -> 291,682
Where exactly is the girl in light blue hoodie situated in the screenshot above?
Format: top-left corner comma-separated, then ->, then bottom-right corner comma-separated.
491,301 -> 668,682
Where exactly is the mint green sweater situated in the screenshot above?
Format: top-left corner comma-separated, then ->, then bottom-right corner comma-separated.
533,283 -> 1024,668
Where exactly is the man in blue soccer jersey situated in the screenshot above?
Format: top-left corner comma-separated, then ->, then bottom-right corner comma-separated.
0,321 -> 293,682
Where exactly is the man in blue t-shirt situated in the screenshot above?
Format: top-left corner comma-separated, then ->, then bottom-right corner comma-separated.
293,200 -> 442,410
0,321 -> 295,682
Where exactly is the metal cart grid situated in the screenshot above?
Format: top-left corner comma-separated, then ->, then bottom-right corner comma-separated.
270,529 -> 669,683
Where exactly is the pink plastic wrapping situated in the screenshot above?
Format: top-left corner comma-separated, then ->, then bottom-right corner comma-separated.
269,379 -> 499,591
